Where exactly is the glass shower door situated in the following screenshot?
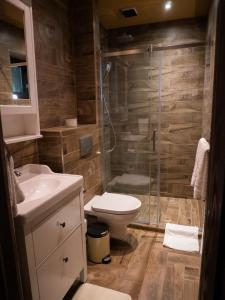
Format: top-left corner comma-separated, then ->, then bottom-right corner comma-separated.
100,49 -> 161,225
155,44 -> 205,229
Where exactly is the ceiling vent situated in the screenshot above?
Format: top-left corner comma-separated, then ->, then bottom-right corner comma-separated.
120,8 -> 138,18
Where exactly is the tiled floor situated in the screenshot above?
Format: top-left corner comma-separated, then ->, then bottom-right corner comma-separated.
87,228 -> 201,300
134,195 -> 204,229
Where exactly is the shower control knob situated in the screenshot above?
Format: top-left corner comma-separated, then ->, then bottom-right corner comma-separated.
63,257 -> 69,263
59,222 -> 66,228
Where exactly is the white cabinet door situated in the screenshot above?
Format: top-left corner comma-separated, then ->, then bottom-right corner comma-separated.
37,226 -> 84,300
33,195 -> 81,266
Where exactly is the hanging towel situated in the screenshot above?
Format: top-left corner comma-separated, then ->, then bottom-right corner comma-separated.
191,138 -> 210,200
4,145 -> 25,216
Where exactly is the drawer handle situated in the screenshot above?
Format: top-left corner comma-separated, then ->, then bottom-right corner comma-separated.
63,257 -> 69,263
59,222 -> 66,228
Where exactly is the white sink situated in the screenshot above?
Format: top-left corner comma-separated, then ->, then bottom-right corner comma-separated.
15,164 -> 83,224
20,177 -> 61,202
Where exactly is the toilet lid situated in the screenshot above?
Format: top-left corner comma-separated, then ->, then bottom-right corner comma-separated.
92,193 -> 141,215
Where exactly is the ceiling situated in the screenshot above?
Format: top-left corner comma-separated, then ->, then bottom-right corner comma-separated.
97,0 -> 212,29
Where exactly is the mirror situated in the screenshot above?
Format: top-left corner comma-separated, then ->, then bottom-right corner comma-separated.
0,0 -> 31,105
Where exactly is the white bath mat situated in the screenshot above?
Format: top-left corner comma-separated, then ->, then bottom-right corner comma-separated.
163,223 -> 199,252
72,283 -> 131,300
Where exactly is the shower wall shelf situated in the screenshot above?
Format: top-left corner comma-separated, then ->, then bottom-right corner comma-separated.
4,134 -> 42,145
1,112 -> 41,145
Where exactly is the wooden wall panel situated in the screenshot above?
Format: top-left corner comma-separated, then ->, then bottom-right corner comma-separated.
202,3 -> 217,141
39,125 -> 103,203
71,0 -> 99,124
8,0 -> 79,166
32,0 -> 77,129
7,140 -> 39,168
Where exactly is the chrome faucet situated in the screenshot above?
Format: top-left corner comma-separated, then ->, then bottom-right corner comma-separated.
14,170 -> 22,177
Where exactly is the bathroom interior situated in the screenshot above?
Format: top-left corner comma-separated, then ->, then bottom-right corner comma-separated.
0,0 -> 220,299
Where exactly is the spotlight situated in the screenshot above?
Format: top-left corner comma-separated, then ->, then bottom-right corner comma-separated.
165,1 -> 173,10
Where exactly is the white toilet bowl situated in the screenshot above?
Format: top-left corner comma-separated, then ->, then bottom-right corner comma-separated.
84,193 -> 141,241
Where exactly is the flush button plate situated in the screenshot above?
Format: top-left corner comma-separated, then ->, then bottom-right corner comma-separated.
79,134 -> 93,157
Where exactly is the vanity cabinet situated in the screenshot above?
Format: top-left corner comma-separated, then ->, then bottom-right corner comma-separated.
16,190 -> 87,300
32,195 -> 81,266
37,226 -> 84,300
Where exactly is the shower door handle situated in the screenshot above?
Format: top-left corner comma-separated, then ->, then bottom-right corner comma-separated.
152,129 -> 157,152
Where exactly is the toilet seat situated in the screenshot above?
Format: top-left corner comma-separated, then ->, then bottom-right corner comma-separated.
91,193 -> 141,215
85,193 -> 142,240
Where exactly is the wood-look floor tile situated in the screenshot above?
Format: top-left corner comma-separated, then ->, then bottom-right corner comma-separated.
183,279 -> 199,300
117,279 -> 142,300
139,247 -> 168,300
167,252 -> 200,266
135,195 -> 203,229
178,199 -> 191,225
173,263 -> 185,300
162,263 -> 175,300
184,266 -> 200,280
123,233 -> 156,283
87,227 -> 201,300
87,264 -> 126,290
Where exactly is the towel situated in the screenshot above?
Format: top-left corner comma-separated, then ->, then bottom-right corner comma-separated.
5,146 -> 25,216
191,138 -> 210,200
163,223 -> 199,252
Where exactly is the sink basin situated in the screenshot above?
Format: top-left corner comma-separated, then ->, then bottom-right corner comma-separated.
15,164 -> 83,224
20,177 -> 61,202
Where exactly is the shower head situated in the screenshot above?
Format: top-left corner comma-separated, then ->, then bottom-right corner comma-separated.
103,62 -> 112,80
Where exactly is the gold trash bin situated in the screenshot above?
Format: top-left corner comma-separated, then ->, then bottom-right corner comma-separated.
87,223 -> 111,264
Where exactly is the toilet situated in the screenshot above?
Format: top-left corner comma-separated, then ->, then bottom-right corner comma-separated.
84,192 -> 141,241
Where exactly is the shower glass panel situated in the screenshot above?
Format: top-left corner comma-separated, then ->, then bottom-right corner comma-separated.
101,50 -> 161,225
156,45 -> 206,229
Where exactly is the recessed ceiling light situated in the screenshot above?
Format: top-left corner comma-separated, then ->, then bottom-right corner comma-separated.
165,1 -> 173,10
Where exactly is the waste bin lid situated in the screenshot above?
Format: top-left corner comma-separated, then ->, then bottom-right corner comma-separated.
87,222 -> 109,238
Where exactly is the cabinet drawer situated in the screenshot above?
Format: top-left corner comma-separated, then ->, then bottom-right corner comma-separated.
33,195 -> 81,266
37,226 -> 84,300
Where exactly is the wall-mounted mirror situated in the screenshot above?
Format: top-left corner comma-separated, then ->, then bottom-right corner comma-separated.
0,0 -> 37,109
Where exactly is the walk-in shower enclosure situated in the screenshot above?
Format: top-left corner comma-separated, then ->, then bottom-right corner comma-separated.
100,22 -> 206,228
